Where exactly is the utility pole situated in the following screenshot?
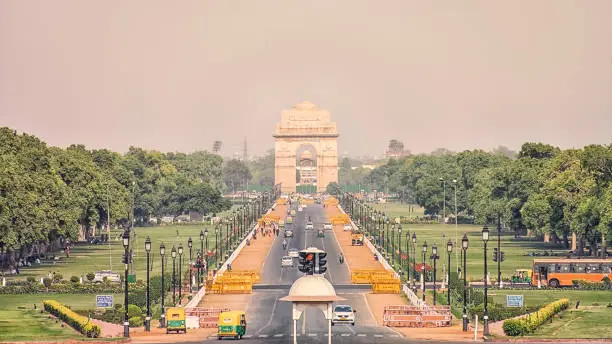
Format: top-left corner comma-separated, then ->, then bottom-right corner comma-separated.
497,215 -> 502,288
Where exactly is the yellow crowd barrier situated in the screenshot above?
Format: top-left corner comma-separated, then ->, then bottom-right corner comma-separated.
351,269 -> 396,284
209,281 -> 253,294
324,197 -> 339,205
372,279 -> 401,294
276,198 -> 287,205
216,271 -> 261,284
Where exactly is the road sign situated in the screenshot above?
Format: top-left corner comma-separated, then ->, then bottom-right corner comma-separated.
96,295 -> 114,308
506,295 -> 523,307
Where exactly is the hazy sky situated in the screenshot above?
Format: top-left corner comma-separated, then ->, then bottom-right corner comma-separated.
1,1 -> 611,157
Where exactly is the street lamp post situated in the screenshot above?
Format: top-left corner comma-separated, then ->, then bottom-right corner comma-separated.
411,233 -> 417,291
391,224 -> 396,262
214,226 -> 219,269
405,231 -> 410,281
171,246 -> 177,305
461,234 -> 469,332
187,237 -> 193,293
432,244 -> 438,306
440,177 -> 446,223
482,226 -> 490,336
453,179 -> 459,274
446,240 -> 453,307
398,225 -> 403,272
144,236 -> 151,332
204,229 -> 209,280
386,219 -> 390,256
160,243 -> 166,328
178,244 -> 183,305
422,241 -> 427,302
122,230 -> 130,338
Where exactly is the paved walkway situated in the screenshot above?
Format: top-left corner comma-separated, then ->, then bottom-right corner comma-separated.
90,319 -> 123,338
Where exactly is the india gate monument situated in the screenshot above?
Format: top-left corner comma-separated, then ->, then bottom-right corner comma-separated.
274,102 -> 339,193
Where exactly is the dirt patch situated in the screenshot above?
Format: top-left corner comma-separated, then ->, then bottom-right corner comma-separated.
323,205 -> 384,271
365,293 -> 406,325
230,204 -> 287,272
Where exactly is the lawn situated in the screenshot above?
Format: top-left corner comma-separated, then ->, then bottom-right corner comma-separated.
0,293 -> 122,342
530,307 -> 612,339
367,203 -> 575,281
490,289 -> 612,307
373,202 -> 425,218
7,223 -> 241,283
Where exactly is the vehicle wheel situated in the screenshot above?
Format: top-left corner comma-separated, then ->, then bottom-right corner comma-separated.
549,279 -> 560,288
352,322 -> 355,326
218,336 -> 221,340
166,330 -> 169,334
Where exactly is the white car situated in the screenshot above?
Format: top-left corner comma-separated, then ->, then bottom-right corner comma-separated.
343,223 -> 352,231
288,248 -> 299,258
298,206 -> 303,212
305,222 -> 314,230
331,305 -> 355,326
284,230 -> 294,238
324,223 -> 333,230
281,256 -> 294,267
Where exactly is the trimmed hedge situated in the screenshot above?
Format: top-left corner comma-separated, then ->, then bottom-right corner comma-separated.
43,300 -> 101,337
502,298 -> 569,336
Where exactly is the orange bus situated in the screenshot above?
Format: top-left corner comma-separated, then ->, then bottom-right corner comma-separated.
532,258 -> 612,288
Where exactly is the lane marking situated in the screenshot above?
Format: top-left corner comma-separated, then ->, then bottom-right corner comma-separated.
243,334 -> 252,338
341,333 -> 351,337
255,297 -> 279,335
374,334 -> 384,337
357,333 -> 367,336
308,333 -> 317,337
274,333 -> 284,337
344,324 -> 357,334
362,293 -> 378,326
258,334 -> 268,338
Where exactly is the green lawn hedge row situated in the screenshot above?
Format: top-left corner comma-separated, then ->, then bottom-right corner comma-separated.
502,298 -> 569,336
42,300 -> 101,338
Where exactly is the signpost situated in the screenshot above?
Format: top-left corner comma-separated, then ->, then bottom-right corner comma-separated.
96,295 -> 114,308
506,295 -> 524,308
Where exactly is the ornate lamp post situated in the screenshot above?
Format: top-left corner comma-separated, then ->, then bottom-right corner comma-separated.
405,230 -> 410,284
122,230 -> 130,338
412,233 -> 417,291
385,218 -> 390,255
187,237 -> 193,292
461,234 -> 469,332
391,223 -> 396,261
144,236 -> 151,332
171,246 -> 177,305
204,228 -> 209,279
422,241 -> 427,302
482,225 -> 490,336
432,244 -> 439,305
398,225 -> 403,271
446,239 -> 453,307
159,243 -> 166,328
178,244 -> 183,304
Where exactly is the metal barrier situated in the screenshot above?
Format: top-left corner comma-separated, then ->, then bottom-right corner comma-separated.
351,269 -> 396,284
216,270 -> 261,283
382,305 -> 451,327
372,278 -> 401,294
185,307 -> 230,328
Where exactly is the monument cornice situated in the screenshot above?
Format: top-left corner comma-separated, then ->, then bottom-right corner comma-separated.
273,133 -> 339,138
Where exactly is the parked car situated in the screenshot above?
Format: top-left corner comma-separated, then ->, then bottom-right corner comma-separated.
331,305 -> 356,326
288,248 -> 299,258
343,223 -> 352,231
305,222 -> 314,230
281,256 -> 294,267
284,230 -> 294,238
324,223 -> 333,230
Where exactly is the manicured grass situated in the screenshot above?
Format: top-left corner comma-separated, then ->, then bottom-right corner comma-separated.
367,203 -> 569,281
530,307 -> 612,338
0,293 -> 122,342
490,289 -> 612,307
8,223 -> 242,283
373,202 -> 425,218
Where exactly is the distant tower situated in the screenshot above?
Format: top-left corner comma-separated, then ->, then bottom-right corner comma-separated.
243,137 -> 248,162
212,140 -> 222,154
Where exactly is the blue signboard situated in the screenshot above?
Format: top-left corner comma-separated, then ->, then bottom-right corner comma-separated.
96,295 -> 114,308
506,295 -> 524,308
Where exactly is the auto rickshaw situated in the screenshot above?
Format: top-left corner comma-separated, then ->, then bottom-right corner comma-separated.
165,307 -> 187,334
217,310 -> 247,340
317,229 -> 325,238
286,216 -> 293,224
512,268 -> 532,284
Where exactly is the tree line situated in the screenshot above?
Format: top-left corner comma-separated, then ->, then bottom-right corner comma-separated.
0,127 -> 233,263
352,142 -> 612,255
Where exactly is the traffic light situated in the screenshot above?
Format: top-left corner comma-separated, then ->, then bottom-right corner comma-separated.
315,252 -> 327,274
500,251 -> 505,262
493,247 -> 498,262
298,252 -> 314,274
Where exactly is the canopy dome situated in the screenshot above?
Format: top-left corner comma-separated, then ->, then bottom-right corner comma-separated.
280,275 -> 345,302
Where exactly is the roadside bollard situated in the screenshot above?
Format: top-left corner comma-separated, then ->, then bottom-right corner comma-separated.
474,314 -> 478,341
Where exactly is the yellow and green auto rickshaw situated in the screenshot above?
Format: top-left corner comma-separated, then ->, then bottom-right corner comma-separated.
217,311 -> 247,340
165,307 -> 187,334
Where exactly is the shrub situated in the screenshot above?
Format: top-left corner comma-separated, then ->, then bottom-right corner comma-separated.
43,278 -> 52,290
472,303 -> 541,322
572,280 -> 611,290
70,276 -> 80,283
129,316 -> 143,327
43,300 -> 101,337
86,273 -> 95,282
502,298 -> 569,336
26,276 -> 37,284
52,273 -> 63,283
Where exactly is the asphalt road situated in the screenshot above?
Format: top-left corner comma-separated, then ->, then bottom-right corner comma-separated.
202,203 -> 402,343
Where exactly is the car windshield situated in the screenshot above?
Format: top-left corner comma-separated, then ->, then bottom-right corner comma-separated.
335,306 -> 352,312
289,249 -> 298,252
282,256 -> 292,261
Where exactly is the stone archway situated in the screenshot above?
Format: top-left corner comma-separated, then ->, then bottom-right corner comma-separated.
274,102 -> 339,193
